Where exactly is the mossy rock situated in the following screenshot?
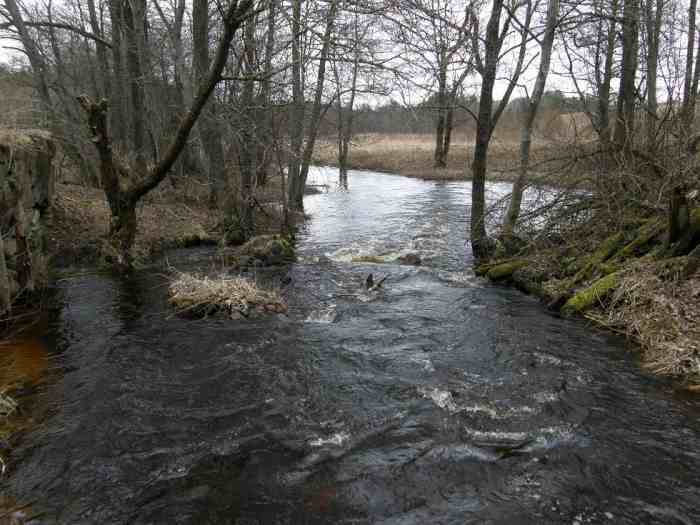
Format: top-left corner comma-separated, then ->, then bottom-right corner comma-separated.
487,260 -> 528,281
351,253 -> 422,266
511,265 -> 547,295
234,234 -> 296,267
561,271 -> 621,316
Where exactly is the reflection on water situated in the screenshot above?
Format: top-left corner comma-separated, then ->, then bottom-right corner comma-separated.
0,338 -> 49,388
4,167 -> 700,524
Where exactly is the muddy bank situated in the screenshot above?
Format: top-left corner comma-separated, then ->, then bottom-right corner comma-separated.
477,216 -> 700,387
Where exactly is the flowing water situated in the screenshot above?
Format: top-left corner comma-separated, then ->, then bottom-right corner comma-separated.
4,168 -> 700,524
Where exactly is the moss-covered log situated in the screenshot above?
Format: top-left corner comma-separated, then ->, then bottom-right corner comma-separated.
561,271 -> 621,316
486,260 -> 528,281
572,231 -> 625,283
616,218 -> 664,260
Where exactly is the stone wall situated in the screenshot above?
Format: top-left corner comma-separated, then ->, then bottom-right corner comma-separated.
0,129 -> 54,314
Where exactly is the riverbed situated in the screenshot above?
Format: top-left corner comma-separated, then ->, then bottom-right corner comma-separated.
4,168 -> 700,524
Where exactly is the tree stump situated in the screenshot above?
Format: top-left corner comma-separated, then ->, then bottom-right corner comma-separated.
0,129 -> 54,314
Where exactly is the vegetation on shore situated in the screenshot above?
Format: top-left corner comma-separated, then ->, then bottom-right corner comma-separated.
312,133 -> 572,183
477,215 -> 700,387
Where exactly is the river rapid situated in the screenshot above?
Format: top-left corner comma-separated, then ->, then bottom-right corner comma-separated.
5,168 -> 700,524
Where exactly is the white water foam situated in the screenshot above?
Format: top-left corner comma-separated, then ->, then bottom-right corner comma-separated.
309,431 -> 350,447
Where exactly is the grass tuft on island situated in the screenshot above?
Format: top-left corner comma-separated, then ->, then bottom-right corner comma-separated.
169,272 -> 287,319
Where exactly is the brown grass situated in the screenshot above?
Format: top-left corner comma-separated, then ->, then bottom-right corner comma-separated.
601,259 -> 700,382
168,271 -> 286,318
51,183 -> 218,265
312,133 -> 576,183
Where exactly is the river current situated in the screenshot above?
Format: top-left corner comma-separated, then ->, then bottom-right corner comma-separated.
5,168 -> 700,524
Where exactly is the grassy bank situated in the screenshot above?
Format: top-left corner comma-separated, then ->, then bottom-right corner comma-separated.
477,218 -> 700,389
313,133 -> 572,183
50,183 -> 219,267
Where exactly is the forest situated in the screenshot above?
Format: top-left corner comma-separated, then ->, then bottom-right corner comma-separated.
0,0 -> 699,522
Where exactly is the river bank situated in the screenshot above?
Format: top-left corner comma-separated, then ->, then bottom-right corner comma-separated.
2,168 -> 698,523
477,217 -> 700,389
312,133 -> 571,184
318,138 -> 700,388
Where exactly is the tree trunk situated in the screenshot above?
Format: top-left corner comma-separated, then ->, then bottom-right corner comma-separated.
434,48 -> 448,168
443,103 -> 454,159
78,0 -> 253,267
256,0 -> 278,187
613,0 -> 639,154
645,0 -> 662,150
669,187 -> 689,245
596,0 -> 617,144
683,0 -> 698,132
287,0 -> 305,210
469,0 -> 531,260
193,0 -> 227,206
335,26 -> 360,190
290,0 -> 338,210
107,0 -> 127,145
122,0 -> 148,173
86,0 -> 110,100
237,15 -> 257,239
503,0 -> 559,236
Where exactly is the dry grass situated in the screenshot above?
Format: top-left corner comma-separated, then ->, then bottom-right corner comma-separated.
312,133 -> 575,182
600,260 -> 700,383
51,183 -> 218,265
168,271 -> 286,318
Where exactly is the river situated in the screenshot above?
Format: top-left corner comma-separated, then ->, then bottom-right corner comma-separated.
5,168 -> 700,524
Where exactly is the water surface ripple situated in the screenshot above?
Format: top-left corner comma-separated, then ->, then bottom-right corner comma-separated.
7,168 -> 700,524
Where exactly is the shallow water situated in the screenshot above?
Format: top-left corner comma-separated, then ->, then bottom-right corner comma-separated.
5,168 -> 700,524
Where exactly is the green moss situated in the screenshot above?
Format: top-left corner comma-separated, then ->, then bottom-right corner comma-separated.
562,271 -> 621,316
475,263 -> 492,276
487,260 -> 528,281
598,262 -> 620,275
595,232 -> 626,262
617,218 -> 663,259
571,232 -> 625,283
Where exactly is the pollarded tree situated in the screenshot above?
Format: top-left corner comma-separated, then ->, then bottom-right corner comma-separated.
76,0 -> 255,267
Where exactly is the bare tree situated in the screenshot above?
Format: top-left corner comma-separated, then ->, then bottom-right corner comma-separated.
287,0 -> 339,210
613,0 -> 639,153
78,0 -> 255,267
503,0 -> 560,236
390,0 -> 475,168
469,0 -> 534,259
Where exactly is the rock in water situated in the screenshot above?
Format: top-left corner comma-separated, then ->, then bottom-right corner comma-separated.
396,253 -> 422,266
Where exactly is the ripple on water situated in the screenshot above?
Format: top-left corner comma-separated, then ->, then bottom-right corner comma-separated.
304,305 -> 339,323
